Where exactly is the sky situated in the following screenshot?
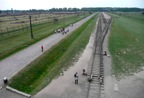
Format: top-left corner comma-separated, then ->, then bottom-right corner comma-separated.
0,0 -> 144,10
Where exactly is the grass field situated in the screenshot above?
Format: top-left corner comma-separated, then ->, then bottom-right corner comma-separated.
0,13 -> 76,32
9,14 -> 97,94
109,13 -> 144,78
0,14 -> 88,60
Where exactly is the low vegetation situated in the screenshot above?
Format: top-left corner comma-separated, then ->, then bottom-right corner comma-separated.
9,14 -> 97,94
109,13 -> 144,78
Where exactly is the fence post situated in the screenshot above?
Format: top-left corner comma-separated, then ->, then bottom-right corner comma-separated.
17,26 -> 19,31
29,15 -> 34,38
19,25 -> 20,30
22,25 -> 24,31
6,28 -> 9,34
26,24 -> 28,30
7,28 -> 8,32
12,27 -> 15,33
0,29 -> 3,36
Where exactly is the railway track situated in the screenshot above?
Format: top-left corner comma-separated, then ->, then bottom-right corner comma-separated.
86,12 -> 112,98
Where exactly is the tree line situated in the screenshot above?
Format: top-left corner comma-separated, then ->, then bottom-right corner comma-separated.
82,7 -> 144,12
0,7 -> 144,15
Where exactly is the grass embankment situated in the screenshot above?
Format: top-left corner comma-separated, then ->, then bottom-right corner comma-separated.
9,14 -> 98,94
109,13 -> 144,78
0,14 -> 88,60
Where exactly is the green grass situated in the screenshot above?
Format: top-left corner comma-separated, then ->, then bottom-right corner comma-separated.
0,14 -> 88,61
109,13 -> 144,78
9,14 -> 98,94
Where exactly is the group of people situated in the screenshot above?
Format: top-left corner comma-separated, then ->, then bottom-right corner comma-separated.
74,69 -> 87,84
40,27 -> 70,52
55,28 -> 69,35
40,24 -> 75,52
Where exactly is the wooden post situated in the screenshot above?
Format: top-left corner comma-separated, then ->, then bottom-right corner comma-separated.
22,25 -> 24,31
19,25 -> 21,30
29,15 -> 34,38
63,14 -> 65,26
7,28 -> 9,32
12,27 -> 15,33
26,24 -> 28,30
7,28 -> 9,34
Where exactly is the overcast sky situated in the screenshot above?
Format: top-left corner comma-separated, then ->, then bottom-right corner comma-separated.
0,0 -> 144,10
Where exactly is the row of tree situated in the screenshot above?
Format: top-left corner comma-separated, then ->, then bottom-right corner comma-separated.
81,7 -> 144,12
0,7 -> 144,15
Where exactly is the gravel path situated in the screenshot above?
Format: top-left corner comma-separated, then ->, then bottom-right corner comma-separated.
0,14 -> 95,98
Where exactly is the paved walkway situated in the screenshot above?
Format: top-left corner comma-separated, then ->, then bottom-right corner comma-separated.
0,14 -> 95,97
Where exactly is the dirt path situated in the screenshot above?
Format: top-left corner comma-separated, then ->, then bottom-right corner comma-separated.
0,14 -> 95,97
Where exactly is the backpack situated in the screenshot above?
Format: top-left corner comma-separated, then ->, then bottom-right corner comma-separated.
74,74 -> 76,78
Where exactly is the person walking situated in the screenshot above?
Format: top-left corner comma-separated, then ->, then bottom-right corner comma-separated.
41,45 -> 44,52
75,75 -> 78,84
74,72 -> 78,84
